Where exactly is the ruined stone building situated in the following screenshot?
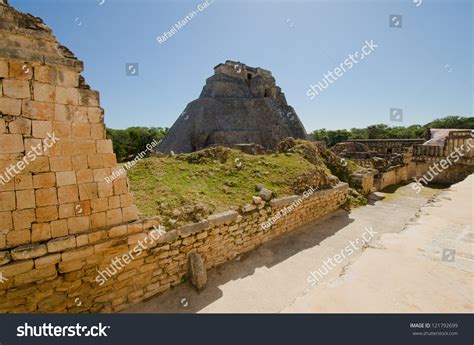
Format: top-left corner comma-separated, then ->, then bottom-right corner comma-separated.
412,129 -> 473,183
157,60 -> 307,154
333,130 -> 474,191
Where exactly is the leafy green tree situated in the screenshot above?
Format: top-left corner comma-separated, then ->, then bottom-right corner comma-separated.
106,127 -> 169,162
309,116 -> 472,147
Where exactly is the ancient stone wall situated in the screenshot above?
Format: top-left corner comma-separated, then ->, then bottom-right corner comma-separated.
343,139 -> 425,154
412,131 -> 474,184
374,166 -> 408,190
1,181 -> 347,312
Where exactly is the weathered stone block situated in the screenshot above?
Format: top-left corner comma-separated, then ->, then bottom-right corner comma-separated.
35,253 -> 60,268
31,223 -> 51,242
269,195 -> 299,208
32,120 -> 53,138
11,244 -> 47,260
56,171 -> 76,186
33,82 -> 55,102
12,209 -> 35,229
16,189 -> 35,209
36,205 -> 58,223
3,79 -> 30,98
178,220 -> 209,237
47,236 -> 76,253
68,216 -> 89,234
35,187 -> 58,206
61,246 -> 93,262
9,117 -> 31,135
0,97 -> 21,115
56,86 -> 78,105
188,251 -> 206,290
207,210 -> 239,227
0,191 -> 16,211
23,100 -> 55,120
0,134 -> 24,153
49,156 -> 72,172
8,61 -> 33,80
34,65 -> 57,84
32,172 -> 55,189
259,187 -> 273,201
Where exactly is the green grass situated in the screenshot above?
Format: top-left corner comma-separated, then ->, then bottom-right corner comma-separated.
129,150 -> 314,217
127,142 -> 363,228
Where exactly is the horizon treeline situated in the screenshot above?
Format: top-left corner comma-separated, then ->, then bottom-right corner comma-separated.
106,116 -> 473,161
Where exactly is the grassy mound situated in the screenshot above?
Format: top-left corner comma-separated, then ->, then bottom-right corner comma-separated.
127,140 -> 361,228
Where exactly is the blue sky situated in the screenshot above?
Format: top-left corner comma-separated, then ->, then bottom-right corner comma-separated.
13,0 -> 473,131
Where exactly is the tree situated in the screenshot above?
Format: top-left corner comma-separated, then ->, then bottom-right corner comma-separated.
106,127 -> 169,162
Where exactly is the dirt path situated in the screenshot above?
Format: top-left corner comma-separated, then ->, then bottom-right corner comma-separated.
286,175 -> 473,313
125,182 -> 447,313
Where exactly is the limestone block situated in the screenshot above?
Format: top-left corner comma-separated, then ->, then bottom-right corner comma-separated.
34,65 -> 57,84
178,220 -> 209,237
49,156 -> 72,172
11,244 -> 47,260
3,79 -> 30,98
0,97 -> 21,115
33,82 -> 55,102
52,122 -> 71,138
31,223 -> 51,242
35,253 -> 60,268
72,123 -> 90,138
23,100 -> 54,120
47,235 -> 76,253
35,187 -> 58,206
9,61 -> 33,80
241,203 -> 256,213
56,86 -> 78,105
61,246 -> 93,262
51,219 -> 68,238
37,205 -> 58,223
16,189 -> 35,209
259,187 -> 273,201
78,89 -> 99,107
32,172 -> 55,188
6,229 -> 30,247
0,134 -> 24,153
55,171 -> 76,186
88,107 -> 103,123
0,191 -> 15,211
1,260 -> 34,279
12,209 -> 35,229
9,117 -> 31,135
188,251 -> 206,290
56,68 -> 78,87
90,212 -> 107,229
67,216 -> 89,234
207,210 -> 239,227
0,211 -> 12,231
106,208 -> 122,226
269,195 -> 299,208
32,120 -> 53,138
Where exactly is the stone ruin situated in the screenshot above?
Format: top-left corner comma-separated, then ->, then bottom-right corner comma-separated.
157,60 -> 308,154
0,4 -> 350,313
331,140 -> 405,172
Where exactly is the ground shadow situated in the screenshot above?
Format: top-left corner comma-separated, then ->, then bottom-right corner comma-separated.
124,209 -> 353,313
